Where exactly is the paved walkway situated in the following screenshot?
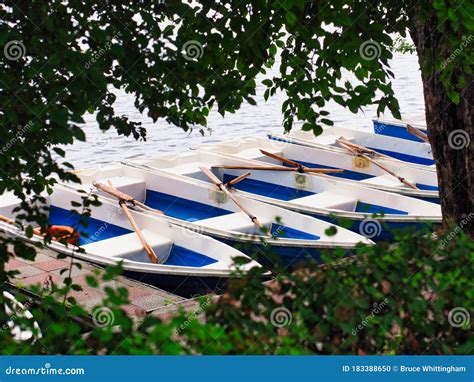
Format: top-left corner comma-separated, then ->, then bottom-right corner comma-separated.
6,246 -> 191,318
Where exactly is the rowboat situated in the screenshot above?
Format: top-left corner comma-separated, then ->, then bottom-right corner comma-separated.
0,186 -> 263,296
66,164 -> 373,266
268,127 -> 435,166
373,116 -> 427,142
199,137 -> 440,203
126,150 -> 442,241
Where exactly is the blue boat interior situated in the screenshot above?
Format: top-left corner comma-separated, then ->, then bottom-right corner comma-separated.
281,159 -> 438,192
145,188 -> 320,241
145,189 -> 233,220
222,174 -> 314,201
270,223 -> 320,240
48,205 -> 216,267
283,160 -> 373,182
48,205 -> 131,245
222,174 -> 409,216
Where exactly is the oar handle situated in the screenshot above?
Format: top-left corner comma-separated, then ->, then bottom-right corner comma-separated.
199,167 -> 265,230
337,136 -> 391,159
260,149 -> 301,168
94,182 -> 164,215
94,182 -> 135,203
337,141 -> 419,190
225,172 -> 251,187
106,181 -> 160,264
407,124 -> 429,143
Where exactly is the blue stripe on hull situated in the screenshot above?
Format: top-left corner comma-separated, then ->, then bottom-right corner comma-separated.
287,159 -> 439,196
373,121 -> 427,142
223,238 -> 354,267
368,147 -> 434,166
48,205 -> 131,245
313,213 -> 436,241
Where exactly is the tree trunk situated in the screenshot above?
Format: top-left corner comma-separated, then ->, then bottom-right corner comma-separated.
409,12 -> 474,238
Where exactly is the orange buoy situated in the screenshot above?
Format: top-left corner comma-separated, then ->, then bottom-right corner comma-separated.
44,226 -> 80,245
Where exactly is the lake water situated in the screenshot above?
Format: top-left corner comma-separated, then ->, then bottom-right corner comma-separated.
65,53 -> 425,168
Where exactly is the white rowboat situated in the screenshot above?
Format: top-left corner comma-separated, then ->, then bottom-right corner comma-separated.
0,186 -> 263,296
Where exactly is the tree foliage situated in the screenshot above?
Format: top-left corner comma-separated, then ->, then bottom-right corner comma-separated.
2,0 -> 472,206
0,0 -> 472,355
1,228 -> 472,355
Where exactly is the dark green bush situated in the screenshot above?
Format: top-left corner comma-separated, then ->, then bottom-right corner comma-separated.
1,226 -> 472,355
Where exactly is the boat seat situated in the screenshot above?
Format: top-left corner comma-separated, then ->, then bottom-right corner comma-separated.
360,174 -> 405,188
198,211 -> 272,235
82,230 -> 172,263
290,192 -> 358,212
92,176 -> 146,203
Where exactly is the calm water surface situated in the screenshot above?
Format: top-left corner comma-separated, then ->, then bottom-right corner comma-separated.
65,53 -> 425,168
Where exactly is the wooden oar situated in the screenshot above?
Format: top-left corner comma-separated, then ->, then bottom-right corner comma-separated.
259,149 -> 344,174
212,164 -> 343,174
337,136 -> 392,159
213,164 -> 301,171
225,172 -> 251,188
94,182 -> 164,215
407,124 -> 429,143
336,141 -> 419,190
0,215 -> 44,235
105,181 -> 159,264
199,167 -> 266,231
